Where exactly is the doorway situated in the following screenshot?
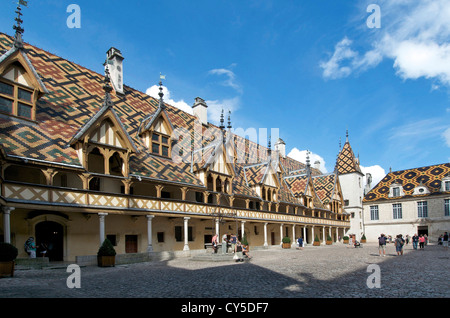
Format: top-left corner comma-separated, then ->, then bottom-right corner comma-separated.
417,226 -> 428,237
35,221 -> 64,261
125,235 -> 138,253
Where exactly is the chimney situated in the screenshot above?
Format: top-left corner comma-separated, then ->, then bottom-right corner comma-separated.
274,138 -> 286,158
314,160 -> 321,171
193,97 -> 208,125
106,47 -> 124,95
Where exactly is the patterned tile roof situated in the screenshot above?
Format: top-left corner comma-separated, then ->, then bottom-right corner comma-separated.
363,163 -> 450,202
312,173 -> 338,204
336,140 -> 362,175
0,32 -> 342,206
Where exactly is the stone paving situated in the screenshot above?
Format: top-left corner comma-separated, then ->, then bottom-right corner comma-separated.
1,242 -> 449,299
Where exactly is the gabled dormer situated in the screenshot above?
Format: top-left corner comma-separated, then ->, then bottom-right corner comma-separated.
139,82 -> 174,158
69,68 -> 137,177
0,41 -> 48,121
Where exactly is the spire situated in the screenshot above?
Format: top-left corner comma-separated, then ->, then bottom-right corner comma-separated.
267,134 -> 271,156
158,73 -> 166,109
102,61 -> 114,108
346,129 -> 349,143
13,1 -> 27,49
306,150 -> 311,176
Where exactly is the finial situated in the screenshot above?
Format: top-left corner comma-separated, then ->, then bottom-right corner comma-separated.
219,109 -> 225,129
102,61 -> 113,108
13,1 -> 27,49
346,129 -> 349,142
158,73 -> 166,109
268,134 -> 271,155
306,150 -> 310,167
339,137 -> 341,150
227,110 -> 232,129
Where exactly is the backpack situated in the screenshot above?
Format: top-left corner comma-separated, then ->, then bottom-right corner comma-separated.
378,236 -> 386,245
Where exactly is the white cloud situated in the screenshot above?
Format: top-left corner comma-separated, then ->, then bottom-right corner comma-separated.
287,148 -> 328,173
360,165 -> 386,190
145,85 -> 193,115
443,127 -> 450,147
320,0 -> 450,87
205,96 -> 240,126
208,68 -> 242,94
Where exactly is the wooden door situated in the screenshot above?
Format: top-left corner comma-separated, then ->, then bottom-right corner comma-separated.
125,235 -> 138,253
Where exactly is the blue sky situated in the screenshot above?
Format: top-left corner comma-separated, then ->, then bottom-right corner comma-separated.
1,0 -> 449,186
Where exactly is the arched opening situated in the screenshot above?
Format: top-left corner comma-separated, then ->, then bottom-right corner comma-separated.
87,147 -> 105,174
4,165 -> 46,184
109,152 -> 124,176
35,221 -> 64,261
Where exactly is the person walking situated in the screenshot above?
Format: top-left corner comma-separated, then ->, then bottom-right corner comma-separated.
212,234 -> 218,254
230,234 -> 237,253
419,234 -> 425,249
395,234 -> 405,256
443,232 -> 449,249
412,234 -> 419,250
378,233 -> 387,257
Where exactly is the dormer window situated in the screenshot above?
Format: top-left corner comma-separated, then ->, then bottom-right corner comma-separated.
151,131 -> 170,158
0,67 -> 35,120
389,182 -> 404,198
442,175 -> 450,192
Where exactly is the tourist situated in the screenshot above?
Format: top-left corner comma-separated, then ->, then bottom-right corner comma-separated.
230,234 -> 237,253
234,241 -> 244,262
222,233 -> 228,254
24,237 -> 37,259
443,232 -> 449,249
412,234 -> 419,250
212,234 -> 218,254
378,233 -> 387,257
419,234 -> 425,249
394,234 -> 405,256
297,237 -> 304,250
242,244 -> 251,259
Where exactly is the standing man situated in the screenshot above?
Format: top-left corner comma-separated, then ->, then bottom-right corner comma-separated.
222,233 -> 228,254
378,233 -> 386,257
443,232 -> 449,249
412,234 -> 419,250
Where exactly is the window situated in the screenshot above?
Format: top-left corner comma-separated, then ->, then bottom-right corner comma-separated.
151,132 -> 170,157
0,73 -> 35,120
445,199 -> 450,217
393,203 -> 402,219
370,205 -> 379,220
417,201 -> 428,218
445,181 -> 450,192
174,226 -> 193,242
392,187 -> 400,197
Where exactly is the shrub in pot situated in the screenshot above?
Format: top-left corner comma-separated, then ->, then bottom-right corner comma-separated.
97,238 -> 116,267
282,236 -> 291,249
0,242 -> 18,277
361,234 -> 366,243
326,235 -> 333,245
313,235 -> 320,246
343,236 -> 349,244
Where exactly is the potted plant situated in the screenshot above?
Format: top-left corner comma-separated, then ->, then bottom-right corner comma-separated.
361,234 -> 367,243
343,236 -> 349,244
313,235 -> 321,246
97,238 -> 116,267
282,236 -> 291,249
0,242 -> 18,277
326,235 -> 333,245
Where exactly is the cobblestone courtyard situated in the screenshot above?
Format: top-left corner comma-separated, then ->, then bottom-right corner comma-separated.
1,242 -> 449,300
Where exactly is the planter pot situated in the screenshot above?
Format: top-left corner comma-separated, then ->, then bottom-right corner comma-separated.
313,241 -> 321,246
326,241 -> 333,245
0,261 -> 15,277
361,239 -> 366,243
282,243 -> 291,249
97,255 -> 115,267
343,240 -> 349,244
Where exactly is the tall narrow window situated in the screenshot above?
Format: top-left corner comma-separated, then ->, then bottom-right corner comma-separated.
393,203 -> 402,219
417,201 -> 428,218
445,181 -> 450,192
392,187 -> 400,197
370,205 -> 379,220
445,199 -> 450,217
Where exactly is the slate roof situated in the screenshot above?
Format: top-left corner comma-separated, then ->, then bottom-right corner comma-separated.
363,163 -> 450,203
336,140 -> 362,175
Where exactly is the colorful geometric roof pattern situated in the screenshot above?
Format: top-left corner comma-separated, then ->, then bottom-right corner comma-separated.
363,163 -> 450,202
336,140 -> 362,175
312,173 -> 338,204
0,32 -> 344,207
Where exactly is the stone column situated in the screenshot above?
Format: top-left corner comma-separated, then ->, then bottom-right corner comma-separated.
280,224 -> 284,244
292,224 -> 296,247
146,215 -> 155,253
215,218 -> 220,237
2,206 -> 14,244
98,213 -> 108,245
312,226 -> 315,244
240,221 -> 246,240
183,217 -> 190,251
322,226 -> 326,245
303,226 -> 307,245
264,222 -> 268,247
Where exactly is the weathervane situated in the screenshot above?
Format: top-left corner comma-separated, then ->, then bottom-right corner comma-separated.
13,0 -> 28,49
